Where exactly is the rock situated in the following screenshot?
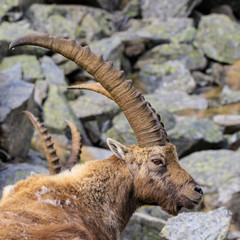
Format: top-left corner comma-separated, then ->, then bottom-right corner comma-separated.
69,91 -> 119,120
90,36 -> 124,70
181,150 -> 240,207
131,18 -> 196,43
105,110 -> 175,146
145,89 -> 208,113
213,114 -> 240,134
160,207 -> 232,240
138,61 -> 196,93
211,4 -> 237,22
0,21 -> 47,58
192,71 -> 214,87
0,55 -> 42,82
40,56 -> 67,92
122,0 -> 140,19
194,14 -> 240,64
43,85 -> 88,145
0,162 -> 48,198
225,60 -> 240,91
81,146 -> 112,161
0,64 -> 36,159
0,0 -> 21,21
34,80 -> 48,107
221,86 -> 240,105
136,43 -> 207,71
121,212 -> 166,240
27,4 -> 115,42
168,116 -> 224,157
141,0 -> 202,20
226,131 -> 240,150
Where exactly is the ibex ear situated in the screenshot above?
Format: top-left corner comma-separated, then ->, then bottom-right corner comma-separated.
107,138 -> 129,160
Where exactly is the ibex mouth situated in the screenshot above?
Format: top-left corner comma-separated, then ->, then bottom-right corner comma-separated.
182,195 -> 202,210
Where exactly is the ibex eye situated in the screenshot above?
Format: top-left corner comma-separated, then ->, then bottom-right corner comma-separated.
151,159 -> 163,165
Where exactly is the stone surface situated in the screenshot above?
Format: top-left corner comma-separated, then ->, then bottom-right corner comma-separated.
145,89 -> 208,113
40,56 -> 67,92
136,43 -> 207,71
221,86 -> 240,105
34,80 -> 48,107
141,0 -> 202,20
69,90 -> 119,120
0,64 -> 36,158
90,36 -> 124,70
139,61 -> 196,93
121,212 -> 166,240
181,150 -> 240,207
0,0 -> 19,21
0,162 -> 48,198
160,207 -> 232,240
81,146 -> 112,162
105,110 -> 175,146
194,14 -> 240,64
213,114 -> 240,134
0,55 -> 42,82
168,116 -> 224,157
130,18 -> 196,43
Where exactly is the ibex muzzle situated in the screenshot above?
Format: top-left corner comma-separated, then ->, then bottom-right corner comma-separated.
0,34 -> 203,239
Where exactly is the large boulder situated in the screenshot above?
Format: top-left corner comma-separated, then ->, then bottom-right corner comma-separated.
136,43 -> 207,71
0,55 -> 42,82
181,150 -> 240,208
194,14 -> 240,64
145,89 -> 208,113
141,0 -> 202,20
220,86 -> 240,105
168,116 -> 224,157
129,18 -> 196,43
160,207 -> 232,240
138,61 -> 196,93
0,64 -> 36,159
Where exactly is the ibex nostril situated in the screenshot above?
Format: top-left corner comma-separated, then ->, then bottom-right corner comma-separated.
194,186 -> 203,196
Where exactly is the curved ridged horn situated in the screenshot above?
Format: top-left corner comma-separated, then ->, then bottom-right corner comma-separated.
68,82 -> 113,100
23,111 -> 61,175
64,120 -> 82,170
11,34 -> 168,147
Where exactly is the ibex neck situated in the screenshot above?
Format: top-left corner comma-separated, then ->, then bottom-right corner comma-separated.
68,155 -> 138,239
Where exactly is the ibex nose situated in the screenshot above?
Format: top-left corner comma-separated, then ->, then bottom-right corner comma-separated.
194,186 -> 203,196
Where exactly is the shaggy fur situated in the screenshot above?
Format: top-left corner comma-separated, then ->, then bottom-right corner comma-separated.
0,142 -> 202,240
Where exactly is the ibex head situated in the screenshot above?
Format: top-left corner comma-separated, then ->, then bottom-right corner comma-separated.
10,34 -> 203,216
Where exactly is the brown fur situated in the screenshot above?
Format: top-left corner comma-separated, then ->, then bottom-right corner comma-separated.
0,143 -> 202,239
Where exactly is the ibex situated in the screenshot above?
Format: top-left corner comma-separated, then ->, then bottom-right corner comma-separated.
0,34 -> 203,240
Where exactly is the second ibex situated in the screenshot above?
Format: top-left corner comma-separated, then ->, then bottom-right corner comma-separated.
0,34 -> 203,240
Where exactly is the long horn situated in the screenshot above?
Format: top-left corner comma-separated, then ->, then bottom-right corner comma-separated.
23,111 -> 61,175
64,120 -> 82,170
11,34 -> 168,147
68,82 -> 113,100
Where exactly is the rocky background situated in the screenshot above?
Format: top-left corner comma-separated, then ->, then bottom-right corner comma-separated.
0,0 -> 240,239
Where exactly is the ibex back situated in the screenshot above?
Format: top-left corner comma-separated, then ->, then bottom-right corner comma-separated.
0,34 -> 203,240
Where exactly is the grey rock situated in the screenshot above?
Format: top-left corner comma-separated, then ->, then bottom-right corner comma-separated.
81,145 -> 112,161
221,86 -> 240,105
0,55 -> 42,82
141,0 -> 202,20
160,207 -> 232,240
105,110 -> 175,146
139,61 -> 196,93
0,0 -> 21,21
192,71 -> 214,87
145,89 -> 208,113
194,14 -> 240,64
136,43 -> 207,71
168,116 -> 224,157
0,21 -> 47,57
213,114 -> 240,134
121,212 -> 166,240
181,150 -> 240,207
130,18 -> 196,43
70,90 -> 119,120
122,0 -> 141,19
40,56 -> 67,92
34,80 -> 48,107
0,64 -> 36,158
90,36 -> 124,70
0,162 -> 48,198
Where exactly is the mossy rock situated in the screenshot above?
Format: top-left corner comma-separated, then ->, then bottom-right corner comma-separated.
0,0 -> 19,20
139,61 -> 196,93
194,14 -> 240,64
136,43 -> 207,71
0,55 -> 42,81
